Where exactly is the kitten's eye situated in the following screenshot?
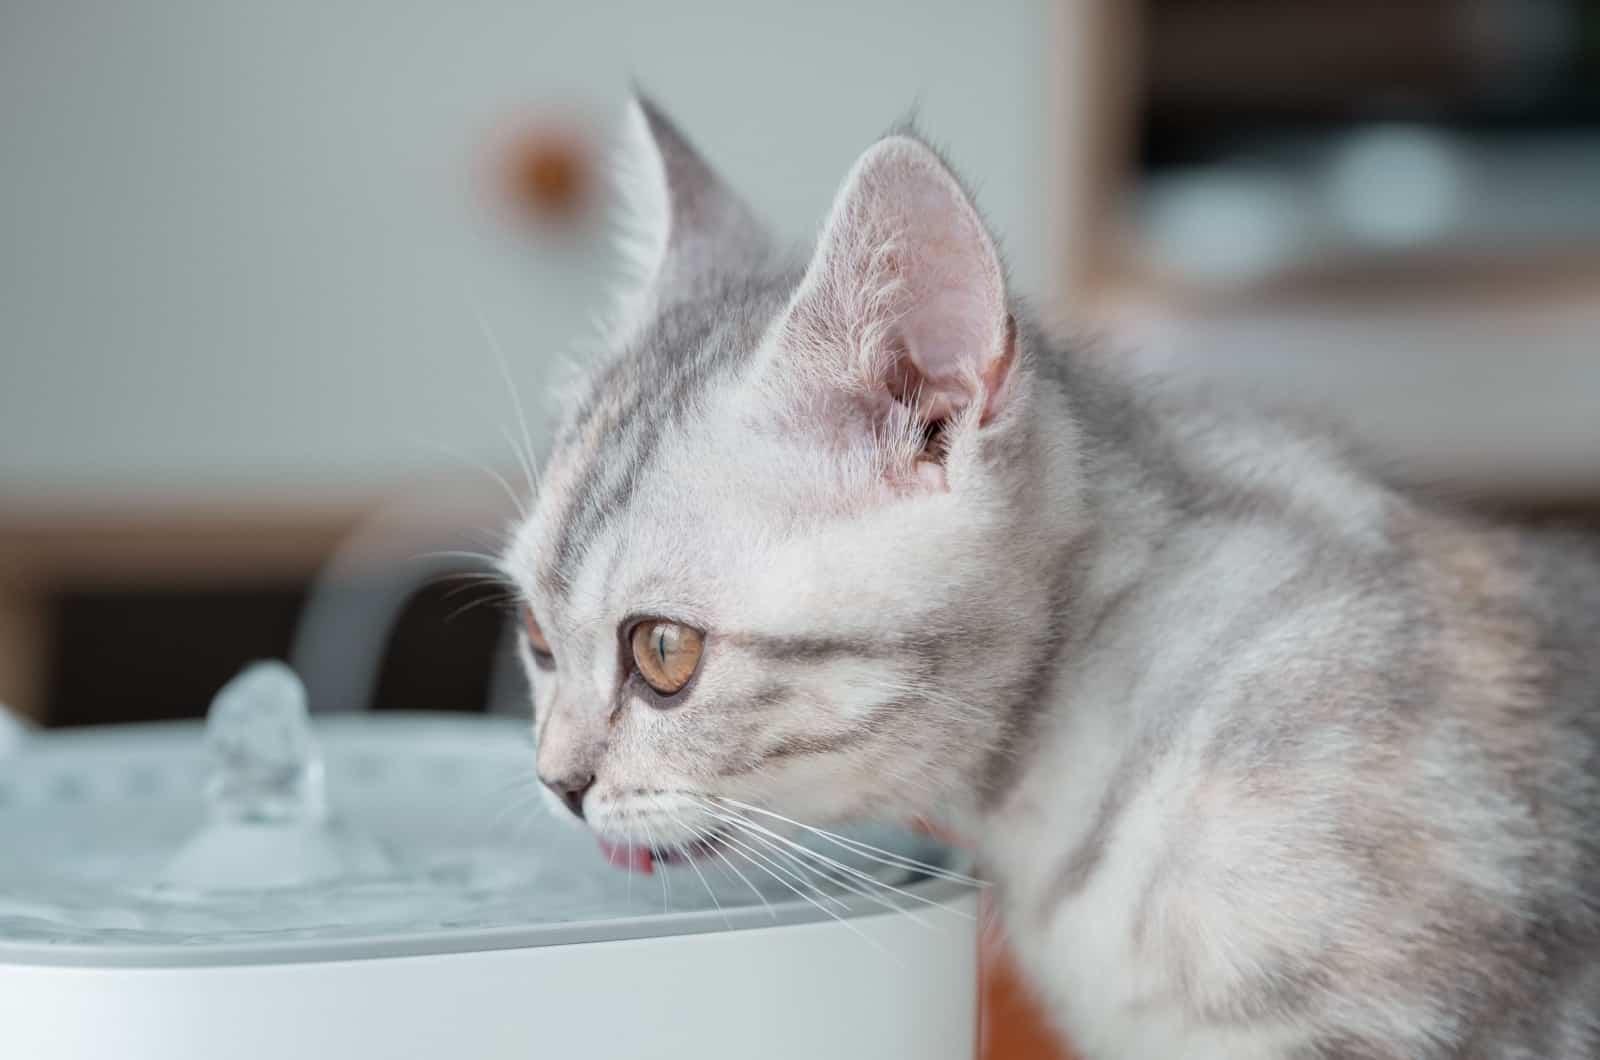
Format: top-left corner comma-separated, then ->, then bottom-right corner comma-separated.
523,607 -> 555,669
629,620 -> 704,698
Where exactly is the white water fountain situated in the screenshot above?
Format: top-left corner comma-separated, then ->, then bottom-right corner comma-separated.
0,514 -> 978,1059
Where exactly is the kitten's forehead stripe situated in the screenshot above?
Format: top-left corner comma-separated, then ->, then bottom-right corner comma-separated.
721,631 -> 942,664
539,273 -> 798,600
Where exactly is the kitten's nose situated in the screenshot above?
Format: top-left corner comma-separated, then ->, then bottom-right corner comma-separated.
542,772 -> 595,819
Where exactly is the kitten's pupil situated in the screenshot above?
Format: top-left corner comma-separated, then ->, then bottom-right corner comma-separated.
630,620 -> 704,699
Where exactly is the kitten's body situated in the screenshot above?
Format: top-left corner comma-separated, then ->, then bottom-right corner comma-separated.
504,99 -> 1600,1058
982,348 -> 1600,1057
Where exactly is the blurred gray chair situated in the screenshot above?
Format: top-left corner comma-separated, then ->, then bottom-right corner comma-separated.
287,480 -> 529,717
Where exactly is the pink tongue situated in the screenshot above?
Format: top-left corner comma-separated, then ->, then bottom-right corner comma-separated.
598,839 -> 655,875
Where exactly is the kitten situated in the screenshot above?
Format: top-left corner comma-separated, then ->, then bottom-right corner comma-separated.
500,96 -> 1600,1059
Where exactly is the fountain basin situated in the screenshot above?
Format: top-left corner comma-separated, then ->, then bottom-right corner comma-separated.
0,711 -> 977,1059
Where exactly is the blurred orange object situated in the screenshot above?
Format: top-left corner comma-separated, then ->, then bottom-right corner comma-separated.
978,899 -> 1078,1060
912,818 -> 1075,1060
495,117 -> 596,227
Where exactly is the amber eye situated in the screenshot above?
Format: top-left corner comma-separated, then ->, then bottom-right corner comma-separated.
629,620 -> 704,697
523,607 -> 554,668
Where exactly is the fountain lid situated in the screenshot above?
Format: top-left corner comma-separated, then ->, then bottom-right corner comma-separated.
0,665 -> 967,969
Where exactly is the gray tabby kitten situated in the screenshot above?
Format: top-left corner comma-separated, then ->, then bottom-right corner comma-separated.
501,96 -> 1600,1059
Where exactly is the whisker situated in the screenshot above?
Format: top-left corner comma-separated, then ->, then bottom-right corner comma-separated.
779,847 -> 938,929
661,804 -> 731,929
486,772 -> 544,825
640,819 -> 672,915
641,817 -> 672,913
717,836 -> 903,966
499,426 -> 540,506
429,569 -> 510,589
723,822 -> 858,909
624,815 -> 636,906
439,577 -> 514,602
687,797 -> 908,912
714,796 -> 986,887
442,593 -> 516,625
701,807 -> 976,922
414,437 -> 528,521
714,829 -> 850,914
702,835 -> 776,922
709,809 -> 934,929
470,300 -> 542,500
710,810 -> 908,918
412,548 -> 507,569
489,780 -> 553,839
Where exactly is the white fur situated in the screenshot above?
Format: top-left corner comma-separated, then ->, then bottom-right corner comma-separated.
501,98 -> 1600,1059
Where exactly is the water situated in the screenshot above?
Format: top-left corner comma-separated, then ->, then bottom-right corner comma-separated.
0,663 -> 949,953
157,661 -> 394,891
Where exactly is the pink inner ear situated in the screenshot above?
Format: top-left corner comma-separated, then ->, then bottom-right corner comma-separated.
775,135 -> 1015,443
860,146 -> 1011,426
897,288 -> 994,409
888,306 -> 1016,430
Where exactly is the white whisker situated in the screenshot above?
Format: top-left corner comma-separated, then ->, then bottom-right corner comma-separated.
470,300 -> 541,500
624,815 -> 636,906
708,808 -> 934,929
703,835 -> 776,921
412,548 -> 506,569
414,437 -> 528,521
438,576 -> 514,601
714,829 -> 850,914
640,817 -> 671,913
662,805 -> 731,929
701,806 -> 975,922
718,834 -> 903,966
714,796 -> 985,887
442,593 -> 513,624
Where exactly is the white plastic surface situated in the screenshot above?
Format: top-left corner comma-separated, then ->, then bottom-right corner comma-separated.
0,714 -> 968,956
0,891 -> 978,1060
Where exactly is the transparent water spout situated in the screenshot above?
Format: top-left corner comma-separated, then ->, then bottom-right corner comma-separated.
206,661 -> 325,825
158,662 -> 392,892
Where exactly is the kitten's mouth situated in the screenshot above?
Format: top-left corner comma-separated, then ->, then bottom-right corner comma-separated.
595,830 -> 726,875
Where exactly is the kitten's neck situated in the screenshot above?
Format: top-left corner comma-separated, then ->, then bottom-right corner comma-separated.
947,337 -> 1404,845
941,346 -> 1175,838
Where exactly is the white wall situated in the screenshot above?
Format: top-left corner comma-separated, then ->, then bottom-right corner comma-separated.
0,1 -> 1052,504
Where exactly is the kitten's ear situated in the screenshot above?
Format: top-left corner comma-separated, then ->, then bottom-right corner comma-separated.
775,134 -> 1015,431
610,93 -> 771,317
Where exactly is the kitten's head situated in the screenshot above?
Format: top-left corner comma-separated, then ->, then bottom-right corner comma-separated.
502,97 -> 1078,866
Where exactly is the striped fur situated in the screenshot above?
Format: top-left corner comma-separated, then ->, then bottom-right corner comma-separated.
501,97 -> 1600,1058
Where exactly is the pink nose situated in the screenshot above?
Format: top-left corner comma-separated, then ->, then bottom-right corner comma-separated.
542,772 -> 595,819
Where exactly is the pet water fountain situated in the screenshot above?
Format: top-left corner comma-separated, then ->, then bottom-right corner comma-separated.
0,516 -> 978,1059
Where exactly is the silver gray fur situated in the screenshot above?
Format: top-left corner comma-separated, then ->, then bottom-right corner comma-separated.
502,97 -> 1600,1059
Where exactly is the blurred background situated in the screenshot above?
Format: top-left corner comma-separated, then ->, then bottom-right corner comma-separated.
1,0 -> 1596,732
